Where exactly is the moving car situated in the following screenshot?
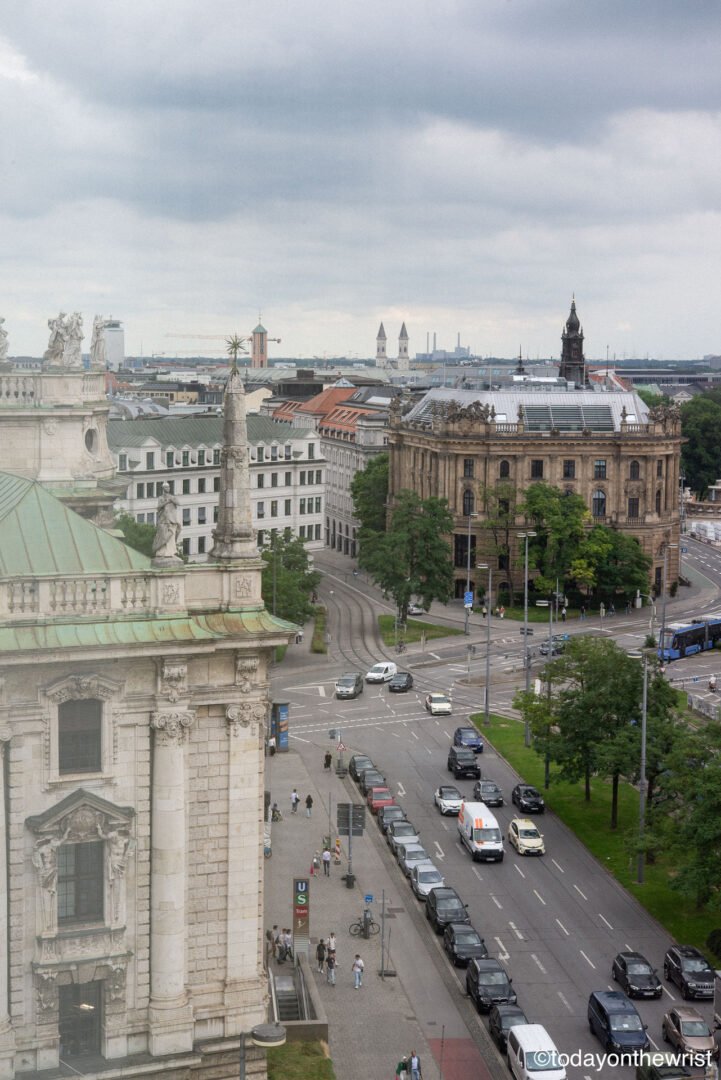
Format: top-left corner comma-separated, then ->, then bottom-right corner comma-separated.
366,786 -> 395,814
359,768 -> 386,795
408,602 -> 425,616
447,747 -> 481,780
508,818 -> 545,856
488,1004 -> 529,1052
397,845 -> 432,878
473,779 -> 504,807
348,755 -> 374,782
335,672 -> 364,699
662,1006 -> 718,1061
377,805 -> 406,833
587,990 -> 650,1052
511,784 -> 545,814
453,726 -> 484,753
388,671 -> 414,693
365,661 -> 398,683
387,820 -> 420,855
425,693 -> 452,716
425,886 -> 470,934
457,801 -> 504,862
507,1024 -> 567,1080
466,957 -> 516,1013
611,952 -> 662,999
539,636 -> 567,657
410,863 -> 445,899
442,923 -> 488,967
663,945 -> 715,1000
434,785 -> 463,815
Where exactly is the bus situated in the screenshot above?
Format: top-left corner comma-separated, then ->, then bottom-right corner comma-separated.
659,613 -> 721,661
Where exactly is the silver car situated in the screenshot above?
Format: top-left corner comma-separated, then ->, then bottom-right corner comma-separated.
387,821 -> 420,855
410,863 -> 445,899
398,844 -> 432,878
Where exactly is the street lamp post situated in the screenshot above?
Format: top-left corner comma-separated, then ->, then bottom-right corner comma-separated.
629,651 -> 649,885
536,599 -> 553,788
519,531 -> 537,745
464,514 -> 477,636
240,1022 -> 287,1080
659,543 -> 678,659
477,564 -> 492,726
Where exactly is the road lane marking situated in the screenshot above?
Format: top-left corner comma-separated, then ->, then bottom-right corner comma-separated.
598,913 -> 613,930
434,841 -> 445,860
391,731 -> 400,738
625,942 -> 633,951
397,782 -> 406,797
557,991 -> 573,1013
410,730 -> 419,740
319,686 -> 326,696
490,894 -> 503,909
494,937 -> 510,960
531,953 -> 547,974
443,730 -> 450,738
662,986 -> 676,1001
472,867 -> 483,882
648,1037 -> 660,1051
533,889 -> 546,906
580,950 -> 596,969
509,922 -> 524,940
574,884 -> 588,900
289,734 -> 311,743
551,858 -> 565,873
556,919 -> 569,936
426,746 -> 432,754
514,864 -> 526,879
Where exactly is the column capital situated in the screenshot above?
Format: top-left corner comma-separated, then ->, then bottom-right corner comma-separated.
151,709 -> 195,745
0,729 -> 10,745
226,702 -> 266,737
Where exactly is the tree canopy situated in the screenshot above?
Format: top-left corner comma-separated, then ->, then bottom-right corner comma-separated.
260,533 -> 321,625
680,390 -> 721,497
116,512 -> 156,557
520,483 -> 589,595
351,453 -> 389,535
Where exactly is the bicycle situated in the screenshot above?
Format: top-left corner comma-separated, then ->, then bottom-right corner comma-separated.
396,642 -> 407,654
349,909 -> 380,937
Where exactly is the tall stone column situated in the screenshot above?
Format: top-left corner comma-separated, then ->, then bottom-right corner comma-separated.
148,710 -> 194,1057
0,730 -> 15,1079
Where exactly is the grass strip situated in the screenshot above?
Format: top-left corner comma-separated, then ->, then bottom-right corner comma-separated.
267,1039 -> 336,1080
378,613 -> 464,646
311,606 -> 328,654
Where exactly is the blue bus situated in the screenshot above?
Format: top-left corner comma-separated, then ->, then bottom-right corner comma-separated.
659,613 -> 721,661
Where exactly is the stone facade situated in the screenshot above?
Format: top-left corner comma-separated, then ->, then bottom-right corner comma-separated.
319,408 -> 390,557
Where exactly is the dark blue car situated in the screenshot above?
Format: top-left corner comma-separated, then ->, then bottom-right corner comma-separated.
453,726 -> 484,753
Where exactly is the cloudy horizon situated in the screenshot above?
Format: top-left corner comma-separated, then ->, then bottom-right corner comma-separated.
2,0 -> 721,361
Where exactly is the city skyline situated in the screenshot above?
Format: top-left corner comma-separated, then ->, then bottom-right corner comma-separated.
2,1 -> 721,360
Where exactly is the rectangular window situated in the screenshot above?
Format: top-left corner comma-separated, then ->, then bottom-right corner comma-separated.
257,530 -> 265,547
59,981 -> 102,1058
463,458 -> 474,478
315,497 -> 322,513
285,445 -> 292,460
299,525 -> 306,539
118,454 -> 127,472
315,524 -> 321,540
182,538 -> 191,556
146,511 -> 155,525
257,474 -> 265,489
657,459 -> 663,478
300,498 -> 306,515
257,447 -> 264,463
213,476 -> 220,492
165,451 -> 174,469
257,501 -> 265,518
182,451 -> 190,467
58,699 -> 102,774
182,508 -> 191,526
198,507 -> 207,525
285,471 -> 292,485
315,470 -> 322,484
146,482 -> 155,498
136,483 -> 145,499
308,444 -> 316,460
300,471 -> 306,486
197,536 -> 206,554
594,460 -> 607,480
563,460 -> 576,480
213,448 -> 220,466
213,505 -> 219,522
628,497 -> 640,518
146,452 -> 155,471
285,499 -> 292,515
182,479 -> 191,495
197,477 -> 206,494
167,481 -> 175,495
271,473 -> 278,487
531,460 -> 543,479
271,500 -> 278,518
57,842 -> 104,924
137,513 -> 145,524
270,446 -> 278,461
197,450 -> 205,467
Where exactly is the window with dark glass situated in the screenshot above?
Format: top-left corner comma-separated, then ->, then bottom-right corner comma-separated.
308,444 -> 315,460
271,445 -> 278,461
146,452 -> 155,471
257,530 -> 265,547
498,551 -> 509,570
499,499 -> 510,516
300,471 -> 306,485
285,499 -> 292,515
463,458 -> 474,478
257,501 -> 265,518
197,450 -> 205,467
531,460 -> 543,479
592,489 -> 606,517
136,483 -> 145,499
462,490 -> 474,516
300,498 -> 306,515
182,479 -> 190,495
285,471 -> 292,485
213,476 -> 219,492
285,445 -> 292,460
257,474 -> 265,489
594,460 -> 607,480
165,451 -> 174,469
57,842 -> 104,924
182,538 -> 190,555
213,449 -> 220,465
182,451 -> 189,467
656,489 -> 662,513
563,460 -> 575,480
118,454 -> 127,472
197,477 -> 206,494
628,497 -> 639,518
657,459 -> 663,478
197,536 -> 206,554
58,700 -> 102,774
271,473 -> 278,488
213,505 -> 219,522
315,470 -> 322,484
146,482 -> 155,498
629,460 -> 640,480
499,460 -> 510,479
182,508 -> 191,526
59,981 -> 102,1058
271,501 -> 278,518
197,507 -> 206,525
315,497 -> 322,513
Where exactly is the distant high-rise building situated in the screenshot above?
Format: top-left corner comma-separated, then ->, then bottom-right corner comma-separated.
251,323 -> 268,369
103,319 -> 125,371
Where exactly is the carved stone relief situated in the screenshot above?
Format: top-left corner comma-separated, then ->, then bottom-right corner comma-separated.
159,659 -> 188,703
226,702 -> 266,737
151,709 -> 195,744
235,655 -> 259,692
234,575 -> 253,599
45,673 -> 118,704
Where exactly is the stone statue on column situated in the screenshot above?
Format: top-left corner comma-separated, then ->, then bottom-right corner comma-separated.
90,315 -> 108,370
152,482 -> 182,563
32,835 -> 64,932
63,312 -> 84,368
44,313 -> 68,367
97,823 -> 132,923
0,318 -> 8,363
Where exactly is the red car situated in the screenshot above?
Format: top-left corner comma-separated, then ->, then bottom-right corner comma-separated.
367,786 -> 395,814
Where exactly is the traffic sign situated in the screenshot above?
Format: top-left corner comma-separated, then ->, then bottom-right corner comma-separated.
681,546 -> 688,553
464,591 -> 474,606
364,894 -> 373,904
337,741 -> 346,752
519,627 -> 534,635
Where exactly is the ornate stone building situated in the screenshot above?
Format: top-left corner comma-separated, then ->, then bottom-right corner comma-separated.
0,364 -> 295,1078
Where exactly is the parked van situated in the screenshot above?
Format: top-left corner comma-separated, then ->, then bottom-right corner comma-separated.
587,991 -> 649,1053
457,802 -> 504,862
365,661 -> 398,683
507,1025 -> 567,1080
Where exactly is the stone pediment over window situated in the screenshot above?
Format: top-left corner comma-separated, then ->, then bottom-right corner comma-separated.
44,672 -> 122,705
26,788 -> 134,840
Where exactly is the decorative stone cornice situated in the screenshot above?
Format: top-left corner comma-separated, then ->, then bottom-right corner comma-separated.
151,709 -> 195,744
226,702 -> 266,737
45,673 -> 121,704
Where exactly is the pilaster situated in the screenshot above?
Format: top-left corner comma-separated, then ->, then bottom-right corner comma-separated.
0,729 -> 15,1079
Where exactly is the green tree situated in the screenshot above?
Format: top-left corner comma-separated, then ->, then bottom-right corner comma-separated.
478,481 -> 517,598
363,491 -> 454,619
115,512 -> 156,557
680,390 -> 721,496
351,453 -> 389,571
519,483 -> 589,594
636,388 -> 667,409
577,526 -> 651,602
260,533 -> 321,625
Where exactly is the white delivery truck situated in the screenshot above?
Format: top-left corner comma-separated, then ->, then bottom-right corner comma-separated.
457,801 -> 504,862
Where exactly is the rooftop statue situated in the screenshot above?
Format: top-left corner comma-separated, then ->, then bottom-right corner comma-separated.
90,315 -> 108,370
0,317 -> 7,362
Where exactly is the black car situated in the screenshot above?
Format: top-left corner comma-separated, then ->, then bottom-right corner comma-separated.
359,769 -> 386,795
425,887 -> 470,935
488,1004 -> 529,1051
612,951 -> 662,999
388,671 -> 414,693
466,957 -> 516,1013
473,779 -> 504,807
377,804 -> 406,833
447,747 -> 481,780
511,783 -> 545,814
443,923 -> 488,967
348,755 -> 374,782
663,945 -> 715,1000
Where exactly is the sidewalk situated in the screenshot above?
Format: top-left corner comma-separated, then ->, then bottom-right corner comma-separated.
264,748 -> 496,1080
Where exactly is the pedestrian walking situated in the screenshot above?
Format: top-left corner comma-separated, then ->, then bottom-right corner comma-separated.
316,939 -> 326,973
395,1056 -> 409,1079
283,928 -> 293,959
499,605 -> 505,619
352,953 -> 364,989
409,1050 -> 422,1080
580,605 -> 586,620
305,794 -> 313,818
265,926 -> 275,962
322,847 -> 331,876
326,950 -> 336,984
324,750 -> 332,770
272,925 -> 281,959
561,606 -> 567,622
481,606 -> 487,618
625,601 -> 631,615
328,932 -> 337,953
267,734 -> 276,756
290,789 -> 300,814
600,602 -> 605,619
310,851 -> 320,876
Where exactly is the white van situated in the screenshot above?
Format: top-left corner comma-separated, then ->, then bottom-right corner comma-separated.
457,801 -> 504,862
507,1025 -> 566,1080
365,661 -> 398,683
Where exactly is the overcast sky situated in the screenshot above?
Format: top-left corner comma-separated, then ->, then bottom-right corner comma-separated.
2,1 -> 720,361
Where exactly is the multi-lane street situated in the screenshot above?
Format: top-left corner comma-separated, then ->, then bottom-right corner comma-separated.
272,540 -> 721,1079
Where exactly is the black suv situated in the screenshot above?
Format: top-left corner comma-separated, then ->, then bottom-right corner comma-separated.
488,1004 -> 528,1051
443,923 -> 488,967
663,945 -> 714,1000
473,779 -> 504,807
425,887 -> 470,934
388,671 -> 413,693
447,747 -> 481,780
348,755 -> 374,781
466,957 -> 516,1013
511,783 -> 545,813
611,951 -> 662,999
377,805 -> 406,834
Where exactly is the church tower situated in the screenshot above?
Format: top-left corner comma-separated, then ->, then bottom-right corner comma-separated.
251,322 -> 268,369
397,322 -> 409,370
376,322 -> 387,366
210,362 -> 258,561
559,297 -> 586,386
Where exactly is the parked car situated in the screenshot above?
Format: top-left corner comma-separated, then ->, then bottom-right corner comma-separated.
410,863 -> 445,899
387,820 -> 420,855
408,602 -> 425,616
611,952 -> 662,999
434,785 -> 464,815
453,726 -> 484,753
365,661 -> 398,683
425,886 -> 470,934
507,1025 -> 567,1080
466,957 -> 517,1013
488,1004 -> 529,1052
662,1006 -> 718,1061
473,779 -> 504,806
367,786 -> 395,814
587,990 -> 650,1053
398,845 -> 432,878
389,671 -> 414,693
508,817 -> 545,856
335,672 -> 364,699
447,747 -> 481,779
377,805 -> 406,834
636,1051 -> 709,1079
663,945 -> 715,1000
349,754 -> 374,782
443,923 -> 488,967
425,693 -> 452,716
359,769 -> 386,795
511,783 -> 545,814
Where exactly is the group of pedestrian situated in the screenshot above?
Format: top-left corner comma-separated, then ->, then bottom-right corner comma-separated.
310,848 -> 332,877
290,789 -> 314,817
395,1051 -> 422,1079
315,932 -> 338,985
266,925 -> 294,963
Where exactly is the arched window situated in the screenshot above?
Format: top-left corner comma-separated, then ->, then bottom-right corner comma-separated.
462,490 -> 474,516
499,460 -> 510,479
629,460 -> 640,480
655,489 -> 662,514
592,489 -> 606,518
